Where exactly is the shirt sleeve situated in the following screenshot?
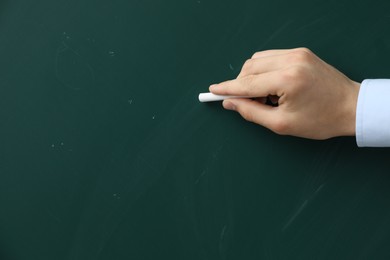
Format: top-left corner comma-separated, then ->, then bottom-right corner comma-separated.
356,79 -> 390,147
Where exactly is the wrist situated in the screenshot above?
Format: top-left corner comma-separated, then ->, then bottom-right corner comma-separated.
342,80 -> 360,137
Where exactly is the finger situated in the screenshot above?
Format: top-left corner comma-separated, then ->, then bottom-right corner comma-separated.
250,48 -> 307,59
210,71 -> 283,97
222,98 -> 278,131
237,54 -> 289,79
237,48 -> 311,79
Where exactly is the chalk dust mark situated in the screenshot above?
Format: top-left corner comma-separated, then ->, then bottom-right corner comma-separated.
194,170 -> 207,185
315,183 -> 325,194
108,51 -> 116,57
294,15 -> 330,33
55,35 -> 95,91
257,20 -> 293,50
212,144 -> 225,160
229,11 -> 253,41
220,225 -> 227,241
282,199 -> 308,231
219,224 -> 230,259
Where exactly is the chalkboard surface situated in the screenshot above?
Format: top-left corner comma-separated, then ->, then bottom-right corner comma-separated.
2,0 -> 390,259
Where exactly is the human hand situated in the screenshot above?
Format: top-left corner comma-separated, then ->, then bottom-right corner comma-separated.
209,48 -> 360,140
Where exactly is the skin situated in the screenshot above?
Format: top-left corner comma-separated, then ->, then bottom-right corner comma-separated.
209,48 -> 361,140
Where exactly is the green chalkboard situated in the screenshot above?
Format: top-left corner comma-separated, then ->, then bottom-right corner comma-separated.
2,0 -> 390,259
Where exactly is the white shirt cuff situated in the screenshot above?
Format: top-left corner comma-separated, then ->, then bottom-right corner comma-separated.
356,79 -> 390,147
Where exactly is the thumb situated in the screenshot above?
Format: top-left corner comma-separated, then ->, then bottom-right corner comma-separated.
223,98 -> 282,133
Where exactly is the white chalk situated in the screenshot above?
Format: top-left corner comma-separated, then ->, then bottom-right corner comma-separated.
198,92 -> 250,102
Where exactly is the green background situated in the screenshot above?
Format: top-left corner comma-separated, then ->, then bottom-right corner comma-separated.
2,0 -> 390,259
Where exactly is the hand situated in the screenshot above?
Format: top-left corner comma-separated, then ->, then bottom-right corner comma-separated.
209,48 -> 361,140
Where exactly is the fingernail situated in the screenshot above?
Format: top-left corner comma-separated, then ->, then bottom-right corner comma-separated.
209,84 -> 218,92
223,100 -> 236,111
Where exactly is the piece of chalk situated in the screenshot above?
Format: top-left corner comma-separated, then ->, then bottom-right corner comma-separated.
198,92 -> 250,102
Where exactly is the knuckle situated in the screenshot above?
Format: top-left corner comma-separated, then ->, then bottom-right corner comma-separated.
251,51 -> 263,58
288,48 -> 313,65
296,47 -> 313,55
242,59 -> 254,72
279,66 -> 309,88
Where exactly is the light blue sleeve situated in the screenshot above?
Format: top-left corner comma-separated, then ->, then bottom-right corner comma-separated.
356,79 -> 390,147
